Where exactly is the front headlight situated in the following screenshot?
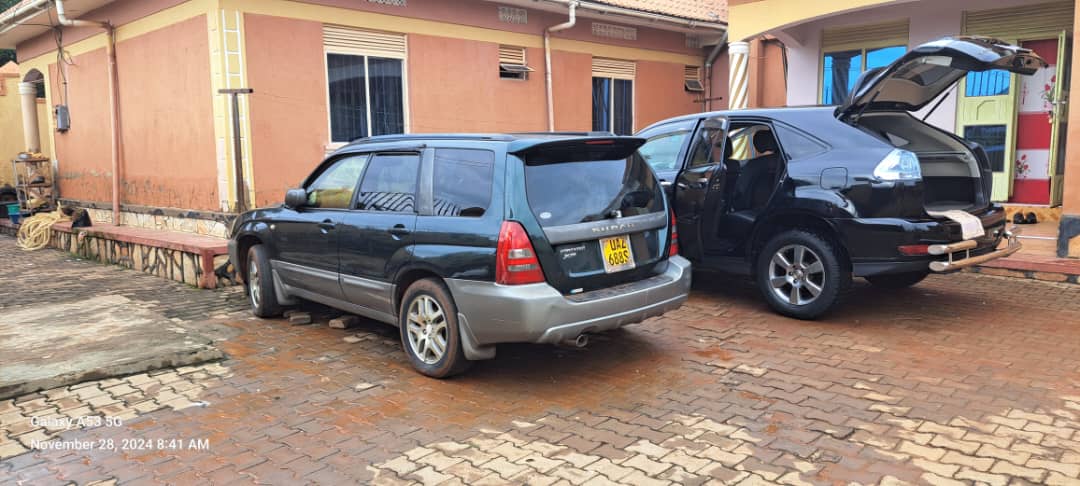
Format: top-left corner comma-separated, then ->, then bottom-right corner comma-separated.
873,149 -> 922,181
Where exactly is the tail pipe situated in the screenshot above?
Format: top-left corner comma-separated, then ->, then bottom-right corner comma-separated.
562,334 -> 589,348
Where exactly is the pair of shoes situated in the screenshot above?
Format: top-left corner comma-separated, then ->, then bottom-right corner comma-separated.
1011,212 -> 1038,224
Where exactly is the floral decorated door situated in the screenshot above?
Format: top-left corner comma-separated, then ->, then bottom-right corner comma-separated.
1014,35 -> 1069,205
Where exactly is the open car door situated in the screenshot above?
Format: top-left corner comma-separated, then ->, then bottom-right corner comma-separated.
674,116 -> 728,262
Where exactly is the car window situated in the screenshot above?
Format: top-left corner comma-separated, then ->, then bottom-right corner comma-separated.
433,148 -> 495,217
637,130 -> 690,172
524,153 -> 664,227
305,155 -> 368,209
726,125 -> 772,163
774,124 -> 828,159
357,153 -> 420,213
688,125 -> 725,168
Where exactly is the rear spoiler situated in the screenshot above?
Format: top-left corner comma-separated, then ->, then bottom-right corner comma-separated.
508,137 -> 646,165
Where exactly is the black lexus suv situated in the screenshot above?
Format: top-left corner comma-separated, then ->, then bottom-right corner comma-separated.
636,37 -> 1039,319
229,134 -> 691,377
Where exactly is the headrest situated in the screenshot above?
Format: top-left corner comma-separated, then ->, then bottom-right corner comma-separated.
753,130 -> 778,153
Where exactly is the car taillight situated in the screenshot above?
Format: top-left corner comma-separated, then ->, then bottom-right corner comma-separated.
496,221 -> 545,285
669,211 -> 679,257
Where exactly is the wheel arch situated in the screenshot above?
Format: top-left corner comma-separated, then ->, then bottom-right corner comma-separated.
393,266 -> 446,316
234,234 -> 263,284
749,211 -> 851,274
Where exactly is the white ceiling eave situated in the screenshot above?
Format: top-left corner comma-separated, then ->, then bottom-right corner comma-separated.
484,0 -> 727,35
0,0 -> 114,49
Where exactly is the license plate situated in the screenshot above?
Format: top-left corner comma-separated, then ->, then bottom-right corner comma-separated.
600,234 -> 636,274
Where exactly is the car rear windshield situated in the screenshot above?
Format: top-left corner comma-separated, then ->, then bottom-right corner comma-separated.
524,153 -> 664,227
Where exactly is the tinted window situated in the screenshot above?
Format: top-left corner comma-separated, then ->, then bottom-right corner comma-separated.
524,154 -> 663,227
433,149 -> 495,217
774,124 -> 826,159
822,49 -> 862,104
638,129 -> 690,172
357,153 -> 419,212
305,155 -> 368,209
964,125 -> 1007,172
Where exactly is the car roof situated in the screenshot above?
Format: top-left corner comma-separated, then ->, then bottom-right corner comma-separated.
338,132 -> 639,155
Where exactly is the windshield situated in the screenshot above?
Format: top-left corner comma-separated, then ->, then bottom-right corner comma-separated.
524,153 -> 664,227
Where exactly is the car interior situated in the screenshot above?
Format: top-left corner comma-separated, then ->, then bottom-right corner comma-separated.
855,112 -> 986,212
719,124 -> 783,234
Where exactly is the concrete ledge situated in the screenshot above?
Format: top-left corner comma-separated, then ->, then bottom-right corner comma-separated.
50,223 -> 238,289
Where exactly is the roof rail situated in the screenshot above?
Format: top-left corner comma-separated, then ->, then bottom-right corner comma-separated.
346,133 -> 517,145
509,131 -> 616,137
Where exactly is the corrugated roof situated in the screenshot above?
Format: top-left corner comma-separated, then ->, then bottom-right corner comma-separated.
592,0 -> 727,23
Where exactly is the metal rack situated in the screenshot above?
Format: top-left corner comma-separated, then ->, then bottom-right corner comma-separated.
10,153 -> 56,215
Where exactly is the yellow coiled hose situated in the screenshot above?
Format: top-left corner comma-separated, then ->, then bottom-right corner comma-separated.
16,209 -> 68,251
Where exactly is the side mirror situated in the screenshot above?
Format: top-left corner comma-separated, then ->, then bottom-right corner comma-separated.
284,188 -> 308,209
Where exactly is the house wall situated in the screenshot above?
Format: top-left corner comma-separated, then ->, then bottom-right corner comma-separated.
240,1 -> 712,206
0,71 -> 22,187
13,0 -> 721,218
48,14 -> 217,211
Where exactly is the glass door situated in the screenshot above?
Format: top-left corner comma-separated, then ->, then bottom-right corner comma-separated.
956,39 -> 1019,202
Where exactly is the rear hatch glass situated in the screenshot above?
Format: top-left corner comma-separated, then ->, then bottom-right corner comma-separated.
517,138 -> 670,294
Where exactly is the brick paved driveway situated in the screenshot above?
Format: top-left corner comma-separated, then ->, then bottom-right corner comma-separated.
2,235 -> 1080,485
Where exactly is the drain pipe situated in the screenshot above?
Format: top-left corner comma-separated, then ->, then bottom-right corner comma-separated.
544,0 -> 577,131
703,32 -> 728,112
55,0 -> 122,224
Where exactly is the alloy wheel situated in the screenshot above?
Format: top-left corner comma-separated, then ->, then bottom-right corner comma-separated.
768,244 -> 826,306
248,259 -> 261,308
406,295 -> 448,364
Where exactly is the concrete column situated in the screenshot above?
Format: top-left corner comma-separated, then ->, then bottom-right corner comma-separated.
728,41 -> 750,111
18,82 -> 40,153
1059,6 -> 1080,257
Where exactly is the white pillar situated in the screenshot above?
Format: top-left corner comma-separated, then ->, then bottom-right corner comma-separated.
728,41 -> 750,111
18,82 -> 40,153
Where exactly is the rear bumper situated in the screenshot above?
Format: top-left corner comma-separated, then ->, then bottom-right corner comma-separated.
834,207 -> 1011,276
927,228 -> 1021,272
446,256 -> 691,348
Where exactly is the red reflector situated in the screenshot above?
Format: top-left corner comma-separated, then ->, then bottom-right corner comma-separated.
584,139 -> 615,145
496,221 -> 546,285
669,211 -> 679,257
898,244 -> 930,256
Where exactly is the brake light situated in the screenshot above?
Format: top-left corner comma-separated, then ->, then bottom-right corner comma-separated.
669,211 -> 679,257
898,244 -> 930,256
496,221 -> 545,285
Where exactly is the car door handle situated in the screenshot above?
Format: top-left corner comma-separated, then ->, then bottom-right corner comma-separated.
660,179 -> 673,187
387,224 -> 411,236
318,219 -> 336,231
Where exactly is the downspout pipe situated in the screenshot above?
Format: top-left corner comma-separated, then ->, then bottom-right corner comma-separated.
703,32 -> 728,112
544,0 -> 577,132
55,0 -> 122,224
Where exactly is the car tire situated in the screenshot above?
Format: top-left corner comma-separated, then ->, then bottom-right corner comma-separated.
399,278 -> 471,378
246,244 -> 282,318
756,230 -> 851,320
865,271 -> 929,289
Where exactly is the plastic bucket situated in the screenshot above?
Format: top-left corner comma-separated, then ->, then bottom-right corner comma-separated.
5,203 -> 19,220
9,211 -> 22,225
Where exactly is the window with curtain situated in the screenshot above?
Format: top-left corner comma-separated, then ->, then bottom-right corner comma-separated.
821,45 -> 905,104
592,77 -> 633,135
327,53 -> 404,143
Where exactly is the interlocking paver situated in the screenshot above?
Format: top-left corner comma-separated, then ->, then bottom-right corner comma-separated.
3,236 -> 1080,484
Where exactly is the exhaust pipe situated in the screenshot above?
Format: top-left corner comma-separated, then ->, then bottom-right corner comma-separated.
561,334 -> 589,348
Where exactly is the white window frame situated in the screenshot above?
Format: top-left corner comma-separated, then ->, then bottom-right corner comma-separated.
322,28 -> 410,152
593,76 -> 635,135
